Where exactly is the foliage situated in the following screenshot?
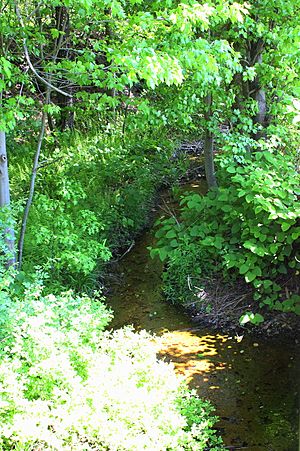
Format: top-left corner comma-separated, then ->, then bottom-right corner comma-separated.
0,0 -> 248,126
2,0 -> 299,286
0,2 -> 299,449
0,273 -> 223,451
0,206 -> 16,271
151,140 -> 300,317
7,132 -> 182,289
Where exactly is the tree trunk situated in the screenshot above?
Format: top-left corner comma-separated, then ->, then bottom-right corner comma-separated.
248,41 -> 266,139
54,6 -> 74,131
17,105 -> 47,269
253,54 -> 266,128
0,130 -> 16,267
57,90 -> 74,131
203,94 -> 218,189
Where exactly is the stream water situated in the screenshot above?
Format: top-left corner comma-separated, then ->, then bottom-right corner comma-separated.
107,182 -> 300,451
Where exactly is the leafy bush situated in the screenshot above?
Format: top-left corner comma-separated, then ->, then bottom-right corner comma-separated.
151,146 -> 300,317
0,274 -> 223,450
10,133 -> 182,289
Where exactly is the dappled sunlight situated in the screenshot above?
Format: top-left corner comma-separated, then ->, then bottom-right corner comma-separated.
158,330 -> 229,384
108,183 -> 300,450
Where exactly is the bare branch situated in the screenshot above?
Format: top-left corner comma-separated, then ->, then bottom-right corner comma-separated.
14,2 -> 72,98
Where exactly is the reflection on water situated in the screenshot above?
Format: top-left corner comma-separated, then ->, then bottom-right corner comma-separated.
107,184 -> 300,450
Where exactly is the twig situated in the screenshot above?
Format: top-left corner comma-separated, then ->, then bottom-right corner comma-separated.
110,241 -> 135,263
37,156 -> 64,170
118,241 -> 135,260
158,197 -> 181,227
14,2 -> 72,98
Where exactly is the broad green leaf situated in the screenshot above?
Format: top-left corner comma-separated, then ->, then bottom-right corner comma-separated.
239,263 -> 249,275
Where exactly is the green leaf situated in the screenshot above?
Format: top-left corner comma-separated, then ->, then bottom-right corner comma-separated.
245,267 -> 261,282
231,223 -> 240,234
240,312 -> 252,325
166,229 -> 177,239
149,248 -> 158,259
291,229 -> 300,240
170,239 -> 178,247
269,244 -> 279,254
190,226 -> 203,237
218,191 -> 229,201
240,312 -> 264,325
252,313 -> 264,325
239,263 -> 249,275
263,280 -> 273,289
245,272 -> 256,283
214,236 -> 223,249
263,152 -> 275,163
158,247 -> 169,262
202,236 -> 214,246
227,166 -> 236,174
281,222 -> 292,232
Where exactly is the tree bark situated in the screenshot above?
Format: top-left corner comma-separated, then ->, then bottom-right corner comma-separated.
0,130 -> 16,267
203,94 -> 218,189
249,41 -> 266,138
253,54 -> 266,128
57,90 -> 74,131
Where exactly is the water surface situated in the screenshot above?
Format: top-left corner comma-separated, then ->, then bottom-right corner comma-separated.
108,183 -> 300,450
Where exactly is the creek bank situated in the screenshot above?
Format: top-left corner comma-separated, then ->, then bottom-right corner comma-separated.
105,139 -> 300,340
158,175 -> 300,341
184,275 -> 300,341
105,142 -> 300,450
106,191 -> 300,450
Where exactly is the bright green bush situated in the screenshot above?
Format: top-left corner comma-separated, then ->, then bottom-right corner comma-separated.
0,274 -> 223,450
10,132 -> 182,289
151,145 -> 300,319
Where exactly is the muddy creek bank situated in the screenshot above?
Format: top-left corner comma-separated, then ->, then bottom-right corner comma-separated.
107,183 -> 300,450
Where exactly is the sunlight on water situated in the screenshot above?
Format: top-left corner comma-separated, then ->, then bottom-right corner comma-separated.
108,183 -> 300,450
159,331 -> 228,382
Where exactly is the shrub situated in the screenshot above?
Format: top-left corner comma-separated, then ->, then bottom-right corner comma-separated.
11,133 -> 182,289
0,274 -> 223,450
151,146 -> 300,318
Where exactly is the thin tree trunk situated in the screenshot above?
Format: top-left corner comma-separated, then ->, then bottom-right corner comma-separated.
57,90 -> 74,131
55,6 -> 74,131
0,130 -> 16,267
17,100 -> 48,269
248,40 -> 266,139
203,94 -> 218,189
253,54 -> 266,128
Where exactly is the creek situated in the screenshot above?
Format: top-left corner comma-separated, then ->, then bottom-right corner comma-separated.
107,181 -> 300,451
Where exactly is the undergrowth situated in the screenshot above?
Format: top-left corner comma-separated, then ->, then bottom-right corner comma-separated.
7,132 -> 186,291
0,271 -> 223,451
151,134 -> 300,324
